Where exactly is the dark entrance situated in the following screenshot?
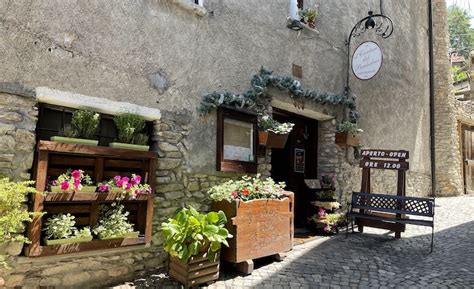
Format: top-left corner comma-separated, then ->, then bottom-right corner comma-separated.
270,108 -> 318,228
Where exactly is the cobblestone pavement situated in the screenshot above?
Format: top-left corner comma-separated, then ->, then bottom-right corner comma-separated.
115,196 -> 474,288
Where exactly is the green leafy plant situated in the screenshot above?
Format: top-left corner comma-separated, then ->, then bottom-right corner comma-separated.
336,121 -> 363,137
75,227 -> 92,239
451,66 -> 468,83
258,114 -> 295,134
299,6 -> 318,27
207,174 -> 286,202
0,178 -> 37,244
161,206 -> 232,263
93,203 -> 134,239
68,109 -> 100,139
113,113 -> 147,144
43,213 -> 77,240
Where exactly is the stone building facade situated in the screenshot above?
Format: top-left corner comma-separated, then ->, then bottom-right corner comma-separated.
0,0 -> 448,287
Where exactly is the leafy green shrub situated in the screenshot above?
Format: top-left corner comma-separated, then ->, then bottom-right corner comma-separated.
336,121 -> 363,136
75,227 -> 92,239
43,213 -> 76,240
0,178 -> 37,244
161,206 -> 232,263
113,113 -> 147,144
69,109 -> 100,139
93,203 -> 134,239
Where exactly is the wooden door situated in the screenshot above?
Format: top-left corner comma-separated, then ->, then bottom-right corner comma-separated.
270,109 -> 318,228
462,126 -> 474,194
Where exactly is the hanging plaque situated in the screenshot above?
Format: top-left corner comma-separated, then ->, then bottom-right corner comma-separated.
351,41 -> 383,80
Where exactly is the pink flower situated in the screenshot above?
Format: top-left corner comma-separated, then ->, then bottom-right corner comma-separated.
60,180 -> 70,191
318,208 -> 326,218
323,225 -> 331,232
121,177 -> 130,183
114,175 -> 121,181
126,183 -> 132,190
98,184 -> 109,192
116,180 -> 124,188
71,170 -> 81,179
131,175 -> 141,185
134,189 -> 139,195
231,191 -> 238,199
73,179 -> 81,190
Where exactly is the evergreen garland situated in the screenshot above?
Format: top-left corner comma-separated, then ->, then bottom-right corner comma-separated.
198,67 -> 359,122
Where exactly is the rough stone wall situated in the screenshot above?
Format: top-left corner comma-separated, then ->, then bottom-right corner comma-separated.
2,247 -> 163,288
0,90 -> 37,181
433,0 -> 464,196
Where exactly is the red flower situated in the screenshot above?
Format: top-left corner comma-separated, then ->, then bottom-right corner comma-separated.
231,191 -> 238,199
241,189 -> 250,197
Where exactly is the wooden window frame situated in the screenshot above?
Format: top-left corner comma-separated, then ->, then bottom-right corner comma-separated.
216,106 -> 258,173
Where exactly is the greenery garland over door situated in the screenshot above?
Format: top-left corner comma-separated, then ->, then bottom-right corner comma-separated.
198,67 -> 359,122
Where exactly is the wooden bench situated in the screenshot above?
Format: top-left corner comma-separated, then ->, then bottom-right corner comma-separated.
346,192 -> 435,252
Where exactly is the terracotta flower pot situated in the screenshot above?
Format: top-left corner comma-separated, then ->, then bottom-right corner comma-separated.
335,132 -> 360,147
258,130 -> 289,148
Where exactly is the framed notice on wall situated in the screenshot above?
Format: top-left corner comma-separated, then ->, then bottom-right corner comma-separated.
294,148 -> 305,173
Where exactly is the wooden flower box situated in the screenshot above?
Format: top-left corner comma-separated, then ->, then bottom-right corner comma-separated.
335,132 -> 360,147
25,141 -> 157,257
169,252 -> 220,288
258,131 -> 289,148
211,192 -> 294,274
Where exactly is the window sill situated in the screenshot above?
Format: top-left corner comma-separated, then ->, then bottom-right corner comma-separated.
172,0 -> 207,17
287,19 -> 319,34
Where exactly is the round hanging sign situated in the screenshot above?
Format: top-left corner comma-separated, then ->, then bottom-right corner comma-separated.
351,41 -> 383,80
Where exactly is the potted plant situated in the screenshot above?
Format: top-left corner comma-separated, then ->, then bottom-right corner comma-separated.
258,114 -> 295,148
161,206 -> 232,288
208,175 -> 294,274
93,203 -> 139,240
0,178 -> 39,262
335,121 -> 363,147
51,109 -> 100,146
97,174 -> 152,199
43,213 -> 93,245
309,208 -> 343,234
110,113 -> 149,151
299,6 -> 318,29
49,169 -> 96,193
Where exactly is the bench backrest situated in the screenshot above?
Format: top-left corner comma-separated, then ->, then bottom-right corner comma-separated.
351,192 -> 435,217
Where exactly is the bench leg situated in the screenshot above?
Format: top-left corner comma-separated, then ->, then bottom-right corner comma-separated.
357,225 -> 363,233
395,231 -> 401,239
430,226 -> 434,253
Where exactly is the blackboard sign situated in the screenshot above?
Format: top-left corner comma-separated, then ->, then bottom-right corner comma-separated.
360,159 -> 409,171
361,149 -> 409,159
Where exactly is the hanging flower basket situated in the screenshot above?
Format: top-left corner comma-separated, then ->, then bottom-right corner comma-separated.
258,131 -> 289,148
335,132 -> 360,147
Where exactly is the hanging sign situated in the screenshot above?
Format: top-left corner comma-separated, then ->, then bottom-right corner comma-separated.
351,41 -> 383,80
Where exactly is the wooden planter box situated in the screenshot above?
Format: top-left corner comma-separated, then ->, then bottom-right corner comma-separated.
50,185 -> 97,193
169,252 -> 220,288
335,132 -> 359,147
98,231 -> 140,240
25,141 -> 158,257
258,131 -> 289,148
211,192 -> 294,274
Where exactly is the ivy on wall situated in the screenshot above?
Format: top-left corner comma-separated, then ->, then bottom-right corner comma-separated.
198,67 -> 359,122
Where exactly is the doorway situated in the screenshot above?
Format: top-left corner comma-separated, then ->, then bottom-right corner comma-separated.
462,125 -> 474,194
270,108 -> 318,228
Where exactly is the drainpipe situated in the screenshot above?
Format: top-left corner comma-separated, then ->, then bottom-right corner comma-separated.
428,0 -> 436,197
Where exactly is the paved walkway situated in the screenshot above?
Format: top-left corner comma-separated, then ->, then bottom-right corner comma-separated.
118,196 -> 474,288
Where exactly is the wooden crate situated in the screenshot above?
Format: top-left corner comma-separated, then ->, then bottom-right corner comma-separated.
25,141 -> 158,257
211,192 -> 294,274
169,252 -> 220,288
